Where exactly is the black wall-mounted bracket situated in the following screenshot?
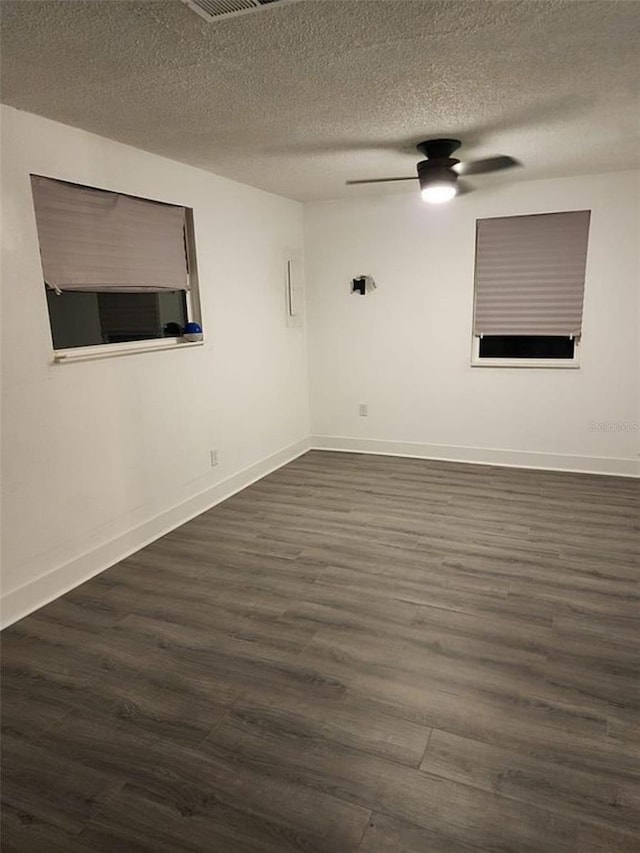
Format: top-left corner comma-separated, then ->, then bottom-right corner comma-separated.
351,275 -> 376,296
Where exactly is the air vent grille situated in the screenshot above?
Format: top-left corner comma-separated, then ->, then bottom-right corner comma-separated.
180,0 -> 298,22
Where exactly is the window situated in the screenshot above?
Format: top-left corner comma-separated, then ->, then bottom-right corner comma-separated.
471,210 -> 591,367
30,175 -> 201,359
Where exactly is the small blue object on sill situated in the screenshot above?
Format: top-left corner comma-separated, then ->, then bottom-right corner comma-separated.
183,321 -> 203,342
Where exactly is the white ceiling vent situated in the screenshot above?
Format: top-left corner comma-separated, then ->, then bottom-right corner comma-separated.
180,0 -> 299,23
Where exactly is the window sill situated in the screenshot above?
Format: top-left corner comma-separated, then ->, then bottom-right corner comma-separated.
470,358 -> 579,369
52,337 -> 204,364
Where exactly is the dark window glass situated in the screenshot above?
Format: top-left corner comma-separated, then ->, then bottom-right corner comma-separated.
479,336 -> 575,359
46,289 -> 188,349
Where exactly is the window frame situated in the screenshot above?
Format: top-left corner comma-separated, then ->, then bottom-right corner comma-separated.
470,210 -> 588,369
30,175 -> 203,363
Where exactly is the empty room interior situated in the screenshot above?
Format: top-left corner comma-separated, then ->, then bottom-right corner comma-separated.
1,1 -> 639,851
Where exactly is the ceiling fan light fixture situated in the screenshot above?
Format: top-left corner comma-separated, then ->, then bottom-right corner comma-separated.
417,160 -> 458,204
421,182 -> 457,204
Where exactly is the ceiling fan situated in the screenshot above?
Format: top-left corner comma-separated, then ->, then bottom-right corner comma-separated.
346,139 -> 520,203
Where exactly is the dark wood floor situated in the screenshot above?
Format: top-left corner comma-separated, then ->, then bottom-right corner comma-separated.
2,450 -> 639,852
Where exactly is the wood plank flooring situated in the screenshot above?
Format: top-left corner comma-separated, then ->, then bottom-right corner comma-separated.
1,450 -> 639,852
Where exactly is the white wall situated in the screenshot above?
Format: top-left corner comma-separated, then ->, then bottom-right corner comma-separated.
305,171 -> 640,475
2,107 -> 638,627
1,105 -> 310,626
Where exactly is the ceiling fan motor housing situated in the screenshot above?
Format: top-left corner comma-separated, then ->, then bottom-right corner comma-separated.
417,158 -> 459,190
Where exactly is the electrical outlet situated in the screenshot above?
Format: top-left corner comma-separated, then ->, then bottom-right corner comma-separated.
359,403 -> 368,417
210,449 -> 219,467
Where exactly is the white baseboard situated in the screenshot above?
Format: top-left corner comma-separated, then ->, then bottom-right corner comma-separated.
310,435 -> 640,478
1,437 -> 311,629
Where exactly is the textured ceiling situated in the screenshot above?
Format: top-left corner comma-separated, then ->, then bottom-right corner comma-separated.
1,0 -> 639,201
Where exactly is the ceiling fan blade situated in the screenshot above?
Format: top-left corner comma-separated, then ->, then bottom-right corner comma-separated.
346,176 -> 417,185
456,180 -> 474,196
455,155 -> 520,176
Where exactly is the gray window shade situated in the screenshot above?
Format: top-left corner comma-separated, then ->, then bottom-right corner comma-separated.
473,210 -> 591,337
30,175 -> 189,293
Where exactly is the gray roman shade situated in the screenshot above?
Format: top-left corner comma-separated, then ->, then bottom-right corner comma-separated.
30,175 -> 189,293
473,210 -> 591,337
